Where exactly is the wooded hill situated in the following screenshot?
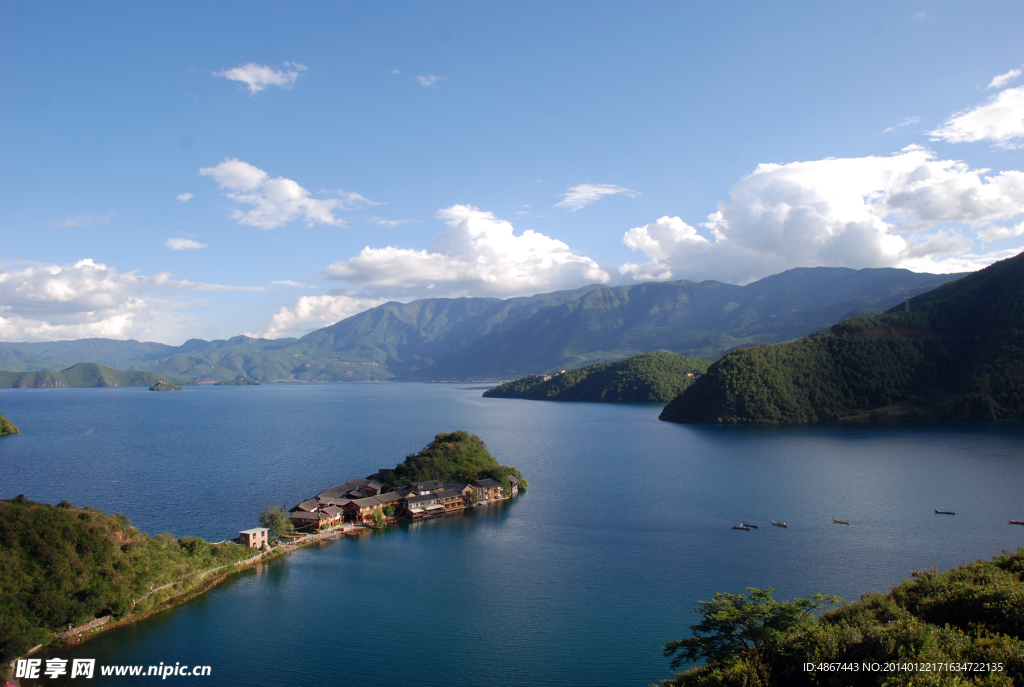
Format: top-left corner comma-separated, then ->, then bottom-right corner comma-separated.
660,251 -> 1024,424
483,352 -> 709,403
0,414 -> 17,436
0,363 -> 192,389
0,497 -> 250,669
0,267 -> 960,382
389,430 -> 526,495
663,545 -> 1024,686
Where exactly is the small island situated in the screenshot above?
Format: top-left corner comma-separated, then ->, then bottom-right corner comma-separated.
287,430 -> 526,531
0,412 -> 18,436
148,381 -> 183,391
213,377 -> 261,386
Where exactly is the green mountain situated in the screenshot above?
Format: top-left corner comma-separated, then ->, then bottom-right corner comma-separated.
0,267 -> 961,382
660,251 -> 1024,424
0,414 -> 17,436
0,363 -> 192,389
483,352 -> 710,403
0,496 -> 250,669
663,546 -> 1024,686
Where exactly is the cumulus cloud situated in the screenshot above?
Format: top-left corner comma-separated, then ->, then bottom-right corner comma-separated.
929,84 -> 1024,148
166,238 -> 207,250
247,292 -> 386,339
321,204 -> 610,298
176,192 -> 194,203
0,259 -> 259,342
988,68 -> 1021,90
215,62 -> 306,94
555,183 -> 640,211
417,75 -> 446,87
619,146 -> 1024,284
199,159 -> 356,229
48,213 -> 110,228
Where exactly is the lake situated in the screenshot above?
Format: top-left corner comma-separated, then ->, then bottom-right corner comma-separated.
2,383 -> 1024,686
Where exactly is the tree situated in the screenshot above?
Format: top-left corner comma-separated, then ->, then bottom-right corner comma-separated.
663,587 -> 839,686
382,505 -> 395,517
258,505 -> 294,539
371,507 -> 386,528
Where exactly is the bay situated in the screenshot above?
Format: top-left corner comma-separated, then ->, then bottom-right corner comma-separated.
2,383 -> 1024,686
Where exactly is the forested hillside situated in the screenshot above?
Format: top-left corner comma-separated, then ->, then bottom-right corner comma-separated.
0,363 -> 192,389
483,352 -> 709,403
391,431 -> 526,494
660,251 -> 1023,423
0,497 -> 250,668
0,267 -> 960,382
663,546 -> 1024,686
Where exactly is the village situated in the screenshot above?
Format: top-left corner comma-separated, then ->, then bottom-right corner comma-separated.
235,470 -> 522,548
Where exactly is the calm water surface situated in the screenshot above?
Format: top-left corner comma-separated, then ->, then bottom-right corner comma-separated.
2,383 -> 1024,686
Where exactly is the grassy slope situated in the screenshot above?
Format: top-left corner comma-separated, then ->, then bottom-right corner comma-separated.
666,546 -> 1024,686
660,251 -> 1024,424
0,363 -> 192,389
0,497 -> 250,668
483,351 -> 710,403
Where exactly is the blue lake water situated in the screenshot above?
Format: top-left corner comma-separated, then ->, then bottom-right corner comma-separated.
2,383 -> 1024,686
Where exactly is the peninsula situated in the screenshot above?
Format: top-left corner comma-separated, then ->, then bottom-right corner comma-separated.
288,431 -> 526,530
0,413 -> 17,436
483,351 -> 709,403
660,250 -> 1024,424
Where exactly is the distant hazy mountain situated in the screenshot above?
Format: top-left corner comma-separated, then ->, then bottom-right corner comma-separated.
0,267 -> 963,382
0,363 -> 192,389
660,251 -> 1024,423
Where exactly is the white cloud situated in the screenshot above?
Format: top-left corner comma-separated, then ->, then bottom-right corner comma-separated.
215,62 -> 306,94
165,238 -> 207,251
988,68 -> 1021,90
417,75 -> 446,88
321,204 -> 610,298
199,159 -> 350,229
176,192 -> 194,203
913,11 -> 927,20
884,116 -> 921,133
619,146 -> 1024,284
929,85 -> 1024,148
0,259 -> 259,342
247,293 -> 386,339
367,216 -> 414,227
555,183 -> 640,211
271,280 -> 314,288
48,213 -> 110,228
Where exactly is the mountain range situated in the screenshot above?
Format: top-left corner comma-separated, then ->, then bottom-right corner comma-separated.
0,267 -> 963,383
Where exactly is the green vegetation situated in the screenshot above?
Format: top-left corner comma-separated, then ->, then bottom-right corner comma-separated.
483,352 -> 709,403
0,363 -> 191,389
0,497 -> 250,669
663,546 -> 1024,686
392,430 -> 527,494
148,381 -> 183,391
0,413 -> 17,436
213,377 -> 260,385
258,505 -> 294,539
661,251 -> 1024,423
0,267 -> 960,382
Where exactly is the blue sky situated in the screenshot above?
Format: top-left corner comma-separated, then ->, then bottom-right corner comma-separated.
2,1 -> 1023,343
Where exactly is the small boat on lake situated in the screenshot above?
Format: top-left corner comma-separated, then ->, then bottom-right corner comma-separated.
934,510 -> 956,515
731,525 -> 750,531
772,521 -> 788,528
833,519 -> 850,525
742,522 -> 759,529
1009,520 -> 1024,526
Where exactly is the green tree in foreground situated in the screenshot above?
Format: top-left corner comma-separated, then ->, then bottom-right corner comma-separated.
664,588 -> 839,686
371,507 -> 385,528
258,505 -> 294,539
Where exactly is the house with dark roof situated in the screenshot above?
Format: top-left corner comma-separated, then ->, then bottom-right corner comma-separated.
289,510 -> 332,532
472,478 -> 504,502
343,492 -> 403,524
